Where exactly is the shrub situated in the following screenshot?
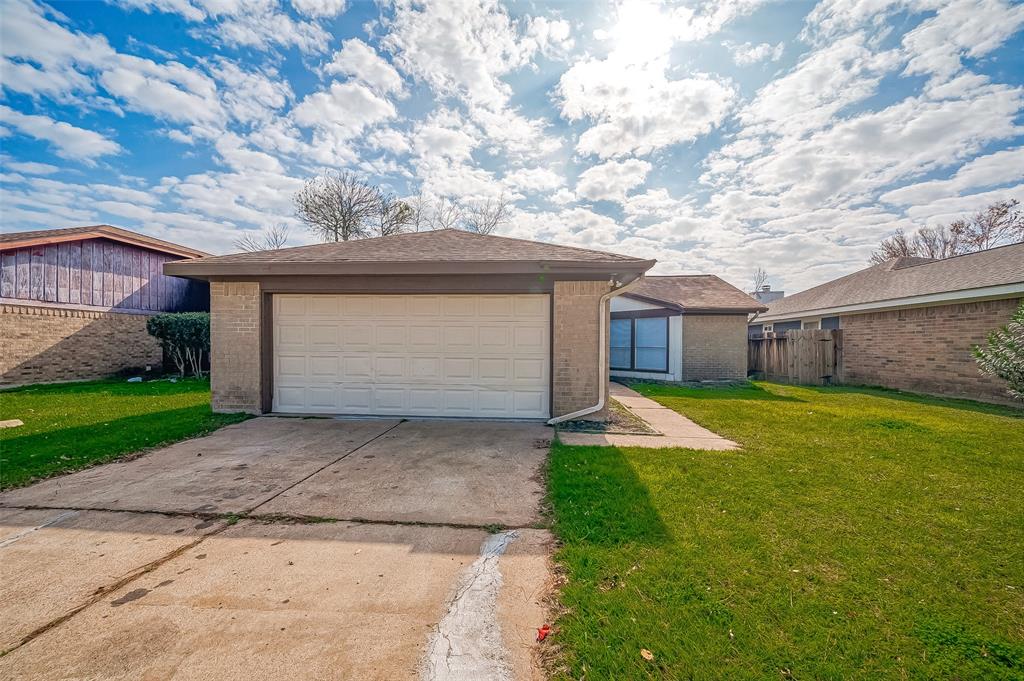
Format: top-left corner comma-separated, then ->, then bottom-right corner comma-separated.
146,312 -> 210,378
973,301 -> 1024,401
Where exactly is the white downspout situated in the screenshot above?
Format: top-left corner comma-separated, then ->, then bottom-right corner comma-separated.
547,276 -> 645,425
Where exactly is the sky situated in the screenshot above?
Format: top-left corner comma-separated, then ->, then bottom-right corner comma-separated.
1,0 -> 1023,294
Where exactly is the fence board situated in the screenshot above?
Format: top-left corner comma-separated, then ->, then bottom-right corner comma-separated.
749,329 -> 843,385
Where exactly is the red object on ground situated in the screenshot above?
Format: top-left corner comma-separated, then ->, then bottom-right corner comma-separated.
536,624 -> 551,642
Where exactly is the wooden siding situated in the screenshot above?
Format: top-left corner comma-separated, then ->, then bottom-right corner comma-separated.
0,237 -> 207,313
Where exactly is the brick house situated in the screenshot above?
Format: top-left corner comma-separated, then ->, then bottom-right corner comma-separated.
749,243 -> 1024,404
165,229 -> 654,422
0,225 -> 208,386
610,276 -> 767,383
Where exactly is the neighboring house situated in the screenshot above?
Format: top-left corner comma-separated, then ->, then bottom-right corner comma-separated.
1,225 -> 208,386
609,276 -> 767,383
750,243 -> 1024,403
165,229 -> 655,420
748,284 -> 785,305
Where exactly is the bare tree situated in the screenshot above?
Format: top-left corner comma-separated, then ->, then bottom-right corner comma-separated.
406,191 -> 431,232
235,224 -> 290,252
462,194 -> 511,235
294,171 -> 381,242
871,200 -> 1023,264
375,193 -> 414,237
751,267 -> 769,292
954,199 -> 1024,251
431,196 -> 463,230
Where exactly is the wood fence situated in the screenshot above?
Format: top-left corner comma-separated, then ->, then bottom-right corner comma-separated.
748,329 -> 843,385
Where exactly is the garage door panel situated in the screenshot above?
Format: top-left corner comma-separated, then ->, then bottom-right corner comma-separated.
342,356 -> 372,379
273,294 -> 549,418
376,325 -> 407,349
514,295 -> 547,317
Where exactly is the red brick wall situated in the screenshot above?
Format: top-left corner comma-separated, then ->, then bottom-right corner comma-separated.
0,303 -> 163,386
840,298 -> 1021,404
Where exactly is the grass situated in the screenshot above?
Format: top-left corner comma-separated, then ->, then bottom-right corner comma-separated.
547,381 -> 1024,680
0,378 -> 248,489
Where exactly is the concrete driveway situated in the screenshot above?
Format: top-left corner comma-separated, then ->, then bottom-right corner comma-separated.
0,418 -> 554,681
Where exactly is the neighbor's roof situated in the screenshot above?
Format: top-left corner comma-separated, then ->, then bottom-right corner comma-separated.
759,242 -> 1024,321
0,225 -> 207,259
624,275 -> 768,313
165,229 -> 655,278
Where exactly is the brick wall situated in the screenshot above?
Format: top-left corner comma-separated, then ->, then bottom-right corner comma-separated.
840,298 -> 1020,404
553,280 -> 612,418
210,281 -> 262,414
681,314 -> 748,381
0,303 -> 162,386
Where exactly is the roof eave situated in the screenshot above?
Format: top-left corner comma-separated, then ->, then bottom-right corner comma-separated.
164,258 -> 656,279
0,228 -> 207,259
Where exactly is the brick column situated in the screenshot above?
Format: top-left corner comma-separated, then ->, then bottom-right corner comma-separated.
552,280 -> 612,419
210,281 -> 262,413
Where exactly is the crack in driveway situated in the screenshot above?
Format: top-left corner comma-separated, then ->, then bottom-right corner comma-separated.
423,530 -> 518,681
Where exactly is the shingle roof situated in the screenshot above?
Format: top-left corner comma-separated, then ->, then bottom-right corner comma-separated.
166,229 -> 655,277
625,275 -> 768,313
760,242 -> 1024,320
0,225 -> 207,258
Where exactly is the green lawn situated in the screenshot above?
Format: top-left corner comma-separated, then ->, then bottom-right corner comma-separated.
548,382 -> 1024,680
0,379 -> 247,489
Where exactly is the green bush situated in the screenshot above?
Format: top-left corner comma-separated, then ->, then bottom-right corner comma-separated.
973,300 -> 1024,401
146,312 -> 210,377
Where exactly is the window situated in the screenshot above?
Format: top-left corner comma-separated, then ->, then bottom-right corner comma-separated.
802,319 -> 820,330
821,316 -> 840,330
773,320 -> 802,334
609,316 -> 669,372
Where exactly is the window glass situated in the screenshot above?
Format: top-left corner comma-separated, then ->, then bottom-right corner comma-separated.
821,316 -> 840,329
634,317 -> 667,371
610,319 -> 632,369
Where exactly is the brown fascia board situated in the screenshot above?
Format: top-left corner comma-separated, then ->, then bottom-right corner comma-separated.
1,228 -> 207,259
164,258 -> 657,279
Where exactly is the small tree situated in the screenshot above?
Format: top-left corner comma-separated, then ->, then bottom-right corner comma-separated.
235,224 -> 290,252
973,301 -> 1024,401
462,194 -> 510,235
751,267 -> 769,292
146,313 -> 210,378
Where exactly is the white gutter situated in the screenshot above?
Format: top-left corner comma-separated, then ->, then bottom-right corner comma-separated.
547,276 -> 644,425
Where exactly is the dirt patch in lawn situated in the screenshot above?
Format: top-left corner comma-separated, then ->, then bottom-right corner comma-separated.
556,399 -> 658,435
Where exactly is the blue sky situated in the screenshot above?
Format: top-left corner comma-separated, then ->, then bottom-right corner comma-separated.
2,0 -> 1023,293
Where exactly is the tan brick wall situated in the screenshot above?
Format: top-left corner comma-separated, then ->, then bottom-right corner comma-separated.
210,281 -> 262,414
840,298 -> 1020,404
553,280 -> 612,418
681,314 -> 749,381
0,303 -> 163,386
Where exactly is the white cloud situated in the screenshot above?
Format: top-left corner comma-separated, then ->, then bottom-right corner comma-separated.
99,55 -> 223,125
292,81 -> 397,138
0,105 -> 122,161
558,1 -> 737,158
290,0 -> 347,18
880,147 -> 1024,205
4,159 -> 60,175
323,39 -> 405,96
729,41 -> 784,66
576,158 -> 651,203
503,166 -> 564,193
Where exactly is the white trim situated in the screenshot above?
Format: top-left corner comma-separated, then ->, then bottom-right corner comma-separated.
757,283 -> 1024,323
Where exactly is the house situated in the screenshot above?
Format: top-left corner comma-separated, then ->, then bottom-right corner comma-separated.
0,225 -> 208,386
609,275 -> 767,383
165,229 -> 655,421
749,243 -> 1024,403
748,284 -> 784,305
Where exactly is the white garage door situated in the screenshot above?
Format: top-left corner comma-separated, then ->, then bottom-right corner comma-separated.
273,294 -> 550,418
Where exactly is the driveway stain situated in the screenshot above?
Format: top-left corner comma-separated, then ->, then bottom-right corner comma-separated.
110,589 -> 150,607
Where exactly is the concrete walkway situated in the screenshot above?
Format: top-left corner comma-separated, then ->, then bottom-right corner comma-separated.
558,383 -> 739,450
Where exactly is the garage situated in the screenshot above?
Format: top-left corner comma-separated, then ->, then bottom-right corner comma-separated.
273,293 -> 550,418
165,229 -> 654,419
